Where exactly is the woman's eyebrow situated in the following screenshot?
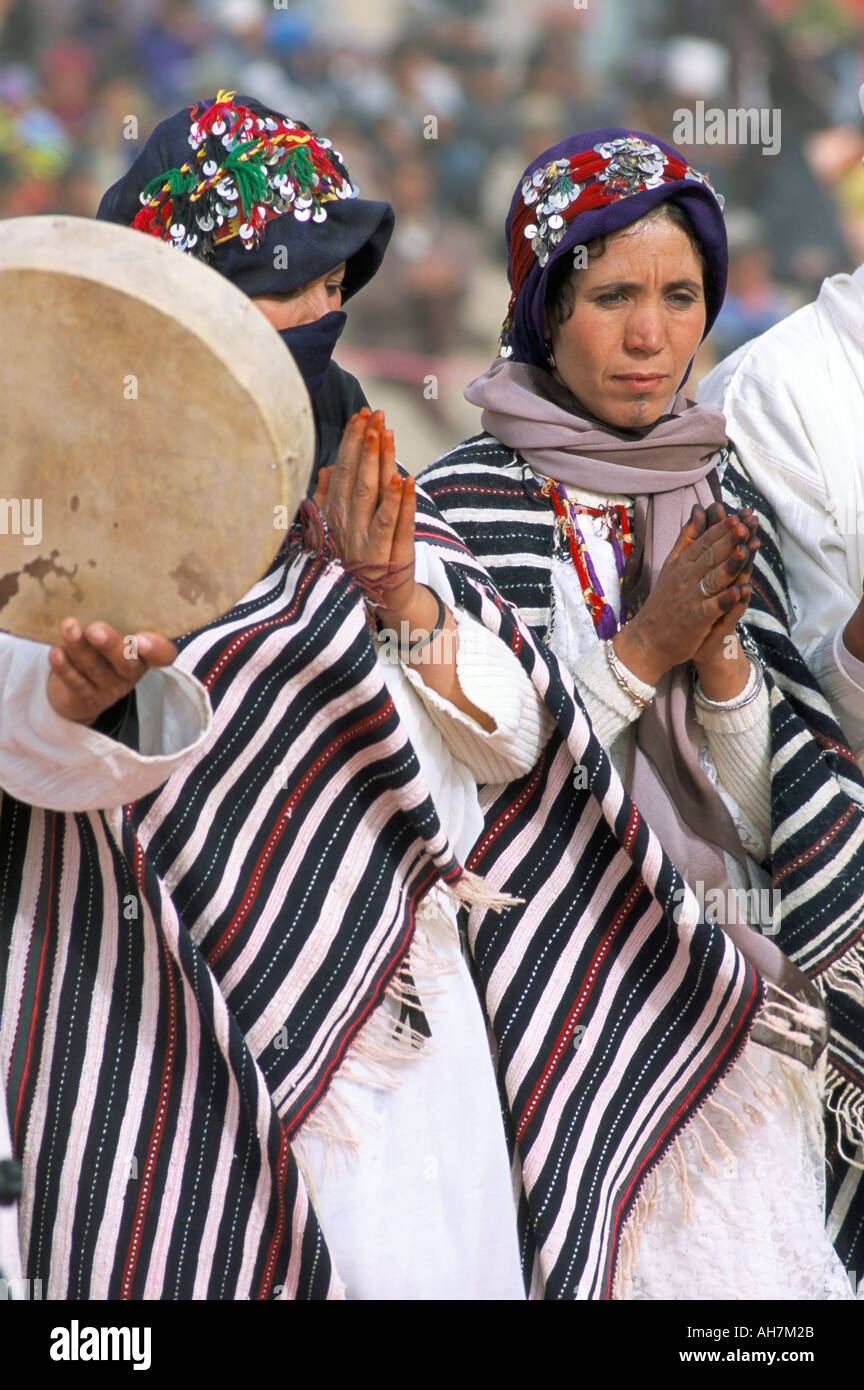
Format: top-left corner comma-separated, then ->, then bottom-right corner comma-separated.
664,277 -> 703,293
588,277 -> 703,294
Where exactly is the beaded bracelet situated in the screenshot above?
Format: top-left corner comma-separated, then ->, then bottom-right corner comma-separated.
604,640 -> 654,710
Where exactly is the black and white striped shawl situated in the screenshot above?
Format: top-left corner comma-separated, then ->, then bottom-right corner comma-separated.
0,546 -> 464,1300
0,505 -> 757,1301
420,433 -> 864,1282
1,459 -> 858,1300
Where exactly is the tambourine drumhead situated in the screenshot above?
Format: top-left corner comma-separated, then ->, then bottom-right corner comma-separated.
0,215 -> 314,644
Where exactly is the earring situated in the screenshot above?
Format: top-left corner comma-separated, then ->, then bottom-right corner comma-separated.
545,340 -> 556,369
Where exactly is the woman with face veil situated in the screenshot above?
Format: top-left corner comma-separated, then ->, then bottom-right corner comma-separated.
96,90 -> 394,482
421,131 -> 864,1299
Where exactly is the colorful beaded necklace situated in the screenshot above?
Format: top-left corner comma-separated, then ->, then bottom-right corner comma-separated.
541,477 -> 634,640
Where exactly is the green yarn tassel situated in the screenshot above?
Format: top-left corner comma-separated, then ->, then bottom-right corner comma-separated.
140,164 -> 197,202
277,145 -> 316,194
223,144 -> 269,209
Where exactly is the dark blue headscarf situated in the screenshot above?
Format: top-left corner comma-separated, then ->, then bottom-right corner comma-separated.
96,94 -> 394,394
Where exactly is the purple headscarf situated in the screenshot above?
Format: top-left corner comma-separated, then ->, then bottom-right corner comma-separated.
501,128 -> 727,368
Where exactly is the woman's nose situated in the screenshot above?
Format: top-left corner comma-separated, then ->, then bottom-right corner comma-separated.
623,302 -> 665,352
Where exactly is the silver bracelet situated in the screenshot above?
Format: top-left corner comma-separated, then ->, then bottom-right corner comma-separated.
374,585 -> 447,658
693,655 -> 764,712
604,640 -> 654,710
404,587 -> 447,656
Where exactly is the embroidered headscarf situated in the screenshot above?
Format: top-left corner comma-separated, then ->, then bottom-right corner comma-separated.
498,127 -> 726,365
96,91 -> 394,392
466,129 -> 766,933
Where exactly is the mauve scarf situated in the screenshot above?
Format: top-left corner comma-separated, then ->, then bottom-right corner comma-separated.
465,356 -> 747,904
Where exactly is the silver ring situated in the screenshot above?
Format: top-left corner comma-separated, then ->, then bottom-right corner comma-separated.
698,575 -> 711,598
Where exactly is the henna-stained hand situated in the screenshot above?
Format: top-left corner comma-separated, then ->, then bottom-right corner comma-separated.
613,502 -> 758,689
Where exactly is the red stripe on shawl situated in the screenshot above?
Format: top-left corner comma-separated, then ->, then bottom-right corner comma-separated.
829,1054 -> 864,1087
121,838 -> 178,1299
601,966 -> 761,1299
815,922 -> 864,973
467,755 -> 548,869
12,817 -> 59,1147
422,483 -> 535,501
255,1122 -> 292,1300
515,877 -> 645,1142
205,699 -> 398,967
286,857 -> 444,1137
202,559 -> 322,690
772,804 -> 856,887
808,732 -> 860,768
412,526 -> 475,555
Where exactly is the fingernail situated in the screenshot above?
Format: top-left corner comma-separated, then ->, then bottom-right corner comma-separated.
63,618 -> 82,641
136,634 -> 152,655
366,429 -> 377,443
88,624 -> 107,644
390,475 -> 402,491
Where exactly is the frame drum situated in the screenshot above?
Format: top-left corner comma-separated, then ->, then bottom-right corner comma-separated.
0,215 -> 314,642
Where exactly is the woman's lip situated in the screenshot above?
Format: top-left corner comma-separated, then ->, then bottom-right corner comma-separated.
614,374 -> 667,389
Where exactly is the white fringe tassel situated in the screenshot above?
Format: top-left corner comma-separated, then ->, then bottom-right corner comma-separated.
611,1032 -> 803,1301
824,1062 -> 864,1169
821,938 -> 864,1010
294,887 -> 463,1174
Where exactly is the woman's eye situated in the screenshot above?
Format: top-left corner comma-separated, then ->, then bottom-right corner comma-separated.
668,292 -> 698,306
327,281 -> 345,296
594,292 -> 624,305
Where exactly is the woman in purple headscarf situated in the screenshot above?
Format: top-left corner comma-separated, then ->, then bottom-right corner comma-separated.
421,131 -> 862,1299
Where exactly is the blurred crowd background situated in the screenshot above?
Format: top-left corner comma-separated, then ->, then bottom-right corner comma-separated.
3,0 -> 864,467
